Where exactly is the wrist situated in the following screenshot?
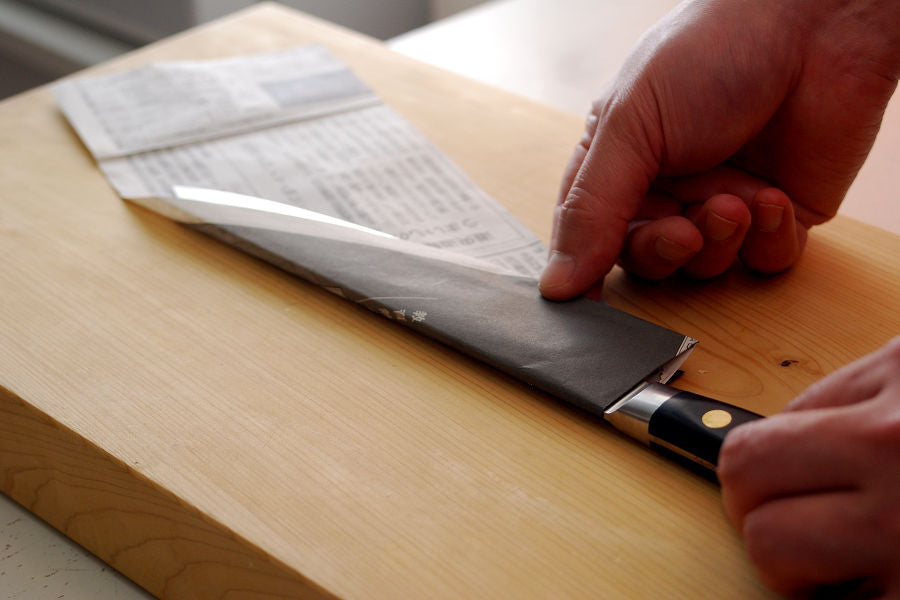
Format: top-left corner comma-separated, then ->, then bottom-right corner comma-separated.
792,0 -> 900,80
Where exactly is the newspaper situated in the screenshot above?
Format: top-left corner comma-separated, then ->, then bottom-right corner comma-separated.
53,46 -> 547,278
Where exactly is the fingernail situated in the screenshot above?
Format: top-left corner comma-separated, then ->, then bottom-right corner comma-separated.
655,236 -> 694,262
539,251 -> 577,291
706,211 -> 739,241
755,203 -> 783,232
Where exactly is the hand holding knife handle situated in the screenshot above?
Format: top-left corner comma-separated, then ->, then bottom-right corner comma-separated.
604,383 -> 763,472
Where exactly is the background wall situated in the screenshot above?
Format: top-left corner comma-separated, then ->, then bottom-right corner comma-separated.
0,0 -> 489,99
431,0 -> 486,19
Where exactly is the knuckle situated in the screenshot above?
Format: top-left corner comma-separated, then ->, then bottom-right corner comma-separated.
579,113 -> 600,150
559,182 -> 633,234
557,185 -> 607,226
853,344 -> 900,443
861,402 -> 900,449
590,94 -> 613,120
790,376 -> 832,408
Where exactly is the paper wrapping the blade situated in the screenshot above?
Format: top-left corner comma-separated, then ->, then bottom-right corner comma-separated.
145,187 -> 695,415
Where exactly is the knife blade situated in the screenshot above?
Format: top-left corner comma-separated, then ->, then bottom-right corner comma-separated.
165,185 -> 762,475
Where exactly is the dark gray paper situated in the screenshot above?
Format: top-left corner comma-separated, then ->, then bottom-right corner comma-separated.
165,188 -> 693,416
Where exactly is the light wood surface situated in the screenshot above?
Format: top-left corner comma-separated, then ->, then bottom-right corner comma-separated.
390,0 -> 900,235
1,3 -> 898,599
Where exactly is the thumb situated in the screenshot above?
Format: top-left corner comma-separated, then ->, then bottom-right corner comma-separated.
539,98 -> 662,299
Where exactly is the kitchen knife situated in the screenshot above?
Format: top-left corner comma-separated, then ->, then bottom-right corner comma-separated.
158,186 -> 762,475
605,382 -> 762,472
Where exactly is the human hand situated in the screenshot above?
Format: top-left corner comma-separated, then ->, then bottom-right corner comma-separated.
718,338 -> 900,598
539,0 -> 899,299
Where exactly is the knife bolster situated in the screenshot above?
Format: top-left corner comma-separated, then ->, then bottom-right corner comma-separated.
604,383 -> 678,444
605,384 -> 763,472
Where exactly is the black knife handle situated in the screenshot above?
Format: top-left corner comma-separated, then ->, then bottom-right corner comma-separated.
605,383 -> 762,472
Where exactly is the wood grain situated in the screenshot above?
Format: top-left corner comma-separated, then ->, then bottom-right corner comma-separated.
1,3 -> 897,599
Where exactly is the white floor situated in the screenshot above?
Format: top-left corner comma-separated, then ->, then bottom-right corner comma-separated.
1,493 -> 152,599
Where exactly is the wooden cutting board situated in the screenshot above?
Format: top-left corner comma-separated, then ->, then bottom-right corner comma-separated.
1,3 -> 898,598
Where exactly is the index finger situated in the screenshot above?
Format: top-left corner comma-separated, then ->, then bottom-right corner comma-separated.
785,337 -> 900,412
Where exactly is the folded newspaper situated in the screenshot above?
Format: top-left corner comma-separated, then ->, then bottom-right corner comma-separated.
53,46 -> 695,416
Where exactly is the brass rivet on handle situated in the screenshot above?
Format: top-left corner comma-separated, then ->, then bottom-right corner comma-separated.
701,409 -> 732,429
